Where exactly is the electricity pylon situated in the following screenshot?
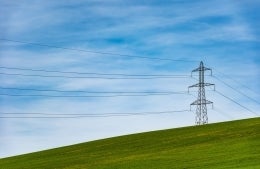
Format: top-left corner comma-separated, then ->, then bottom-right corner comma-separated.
188,61 -> 215,125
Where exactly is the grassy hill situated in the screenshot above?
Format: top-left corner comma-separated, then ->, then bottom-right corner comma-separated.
0,117 -> 259,169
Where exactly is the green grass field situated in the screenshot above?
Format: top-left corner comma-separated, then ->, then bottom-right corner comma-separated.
0,117 -> 259,169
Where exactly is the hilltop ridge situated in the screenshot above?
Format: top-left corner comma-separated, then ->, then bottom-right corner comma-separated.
0,117 -> 259,169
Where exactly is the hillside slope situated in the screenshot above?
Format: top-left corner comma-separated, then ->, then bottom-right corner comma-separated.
0,117 -> 259,169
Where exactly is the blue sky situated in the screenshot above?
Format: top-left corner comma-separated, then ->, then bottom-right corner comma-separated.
0,0 -> 259,157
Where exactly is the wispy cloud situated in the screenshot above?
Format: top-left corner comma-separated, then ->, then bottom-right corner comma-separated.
0,0 -> 259,157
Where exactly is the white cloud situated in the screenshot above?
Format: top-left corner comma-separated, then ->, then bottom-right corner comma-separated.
0,0 -> 259,158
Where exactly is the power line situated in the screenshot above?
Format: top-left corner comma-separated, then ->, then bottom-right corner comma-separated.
0,38 -> 198,62
0,72 -> 189,80
212,106 -> 234,120
214,90 -> 259,116
0,66 -> 189,77
213,75 -> 260,105
213,68 -> 260,96
0,109 -> 190,118
0,87 -> 185,94
0,110 -> 189,116
0,92 -> 189,98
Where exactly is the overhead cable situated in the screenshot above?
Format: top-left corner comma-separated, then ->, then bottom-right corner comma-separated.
0,109 -> 190,118
0,38 -> 198,62
213,67 -> 260,95
214,90 -> 259,116
0,66 -> 189,77
0,72 -> 189,79
213,75 -> 260,105
0,87 -> 186,94
0,92 -> 189,98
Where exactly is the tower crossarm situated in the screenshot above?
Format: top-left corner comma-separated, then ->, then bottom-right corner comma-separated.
190,99 -> 213,105
192,67 -> 211,72
190,99 -> 213,110
188,83 -> 215,92
191,64 -> 212,77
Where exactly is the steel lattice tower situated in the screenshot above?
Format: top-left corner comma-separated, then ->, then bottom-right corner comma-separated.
189,61 -> 215,125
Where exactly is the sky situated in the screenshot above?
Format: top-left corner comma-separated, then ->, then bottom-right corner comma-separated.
0,0 -> 259,158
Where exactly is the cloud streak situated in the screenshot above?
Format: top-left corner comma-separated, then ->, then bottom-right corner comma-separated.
0,0 -> 259,157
